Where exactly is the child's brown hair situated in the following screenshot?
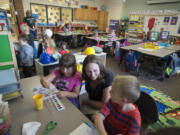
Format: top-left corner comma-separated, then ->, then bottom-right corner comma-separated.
59,53 -> 77,76
112,75 -> 140,103
18,34 -> 28,42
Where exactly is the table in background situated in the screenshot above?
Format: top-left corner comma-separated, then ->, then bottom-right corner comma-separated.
9,76 -> 93,134
120,44 -> 180,80
86,36 -> 124,43
35,52 -> 107,76
55,32 -> 93,48
120,43 -> 177,58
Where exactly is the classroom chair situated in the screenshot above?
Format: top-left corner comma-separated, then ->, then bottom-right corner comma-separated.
134,91 -> 159,135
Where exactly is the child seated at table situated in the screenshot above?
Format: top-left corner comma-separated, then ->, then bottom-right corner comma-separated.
93,75 -> 141,135
41,53 -> 82,108
58,42 -> 69,55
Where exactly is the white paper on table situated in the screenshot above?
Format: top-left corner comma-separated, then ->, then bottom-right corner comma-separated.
69,123 -> 99,135
33,84 -> 59,100
138,47 -> 154,52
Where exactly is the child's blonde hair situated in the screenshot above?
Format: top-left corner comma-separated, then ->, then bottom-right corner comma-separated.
42,35 -> 54,47
112,75 -> 140,103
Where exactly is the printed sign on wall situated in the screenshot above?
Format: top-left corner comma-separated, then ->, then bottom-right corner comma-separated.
170,16 -> 178,25
163,16 -> 169,25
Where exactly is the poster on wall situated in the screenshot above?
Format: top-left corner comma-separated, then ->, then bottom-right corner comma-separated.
61,8 -> 72,23
160,31 -> 170,40
170,16 -> 178,25
31,4 -> 47,25
47,6 -> 60,25
163,16 -> 169,25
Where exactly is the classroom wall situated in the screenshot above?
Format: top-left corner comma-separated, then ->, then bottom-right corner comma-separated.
104,0 -> 124,22
22,0 -> 104,14
122,0 -> 180,17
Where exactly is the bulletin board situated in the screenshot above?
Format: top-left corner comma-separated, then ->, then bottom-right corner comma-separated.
47,6 -> 60,24
31,3 -> 73,25
0,32 -> 17,70
143,14 -> 180,36
61,8 -> 73,23
31,4 -> 47,23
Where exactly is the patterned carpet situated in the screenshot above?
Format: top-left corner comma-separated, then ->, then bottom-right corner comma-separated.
140,85 -> 180,131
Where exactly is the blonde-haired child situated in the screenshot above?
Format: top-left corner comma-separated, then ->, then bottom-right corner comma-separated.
93,75 -> 141,135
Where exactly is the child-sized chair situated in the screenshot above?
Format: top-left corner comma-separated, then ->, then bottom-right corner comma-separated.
134,91 -> 158,135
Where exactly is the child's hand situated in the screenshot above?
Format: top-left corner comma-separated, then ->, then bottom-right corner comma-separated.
57,91 -> 67,98
40,77 -> 50,88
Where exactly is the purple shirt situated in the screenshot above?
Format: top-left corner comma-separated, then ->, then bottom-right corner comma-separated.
53,69 -> 82,108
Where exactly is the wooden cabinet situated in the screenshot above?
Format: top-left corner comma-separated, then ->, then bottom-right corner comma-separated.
74,8 -> 108,31
96,11 -> 108,31
74,8 -> 98,21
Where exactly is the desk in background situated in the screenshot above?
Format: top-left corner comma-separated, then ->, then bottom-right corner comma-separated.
9,76 -> 94,134
120,44 -> 180,80
86,36 -> 124,42
120,43 -> 178,58
35,52 -> 107,76
55,32 -> 93,48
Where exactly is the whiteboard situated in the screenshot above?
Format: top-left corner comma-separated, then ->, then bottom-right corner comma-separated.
143,15 -> 180,36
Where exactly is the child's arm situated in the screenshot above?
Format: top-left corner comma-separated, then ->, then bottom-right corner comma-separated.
57,85 -> 81,98
83,86 -> 111,109
92,113 -> 108,135
127,110 -> 141,135
40,73 -> 56,88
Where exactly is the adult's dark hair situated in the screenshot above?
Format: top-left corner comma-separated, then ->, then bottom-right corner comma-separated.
18,34 -> 28,42
82,55 -> 106,82
26,10 -> 32,17
59,53 -> 77,76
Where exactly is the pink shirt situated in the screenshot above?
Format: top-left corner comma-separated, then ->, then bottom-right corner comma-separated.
53,69 -> 82,92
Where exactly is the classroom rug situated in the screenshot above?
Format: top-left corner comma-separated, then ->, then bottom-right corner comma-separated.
140,85 -> 180,131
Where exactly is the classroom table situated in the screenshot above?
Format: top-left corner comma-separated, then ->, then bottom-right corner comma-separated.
86,36 -> 124,42
9,76 -> 94,135
35,52 -> 107,76
120,44 -> 180,80
120,43 -> 177,58
55,32 -> 93,48
56,32 -> 93,36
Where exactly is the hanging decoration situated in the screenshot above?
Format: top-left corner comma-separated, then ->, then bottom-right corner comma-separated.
75,1 -> 79,6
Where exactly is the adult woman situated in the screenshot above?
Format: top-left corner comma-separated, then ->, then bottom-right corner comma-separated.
81,55 -> 114,114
